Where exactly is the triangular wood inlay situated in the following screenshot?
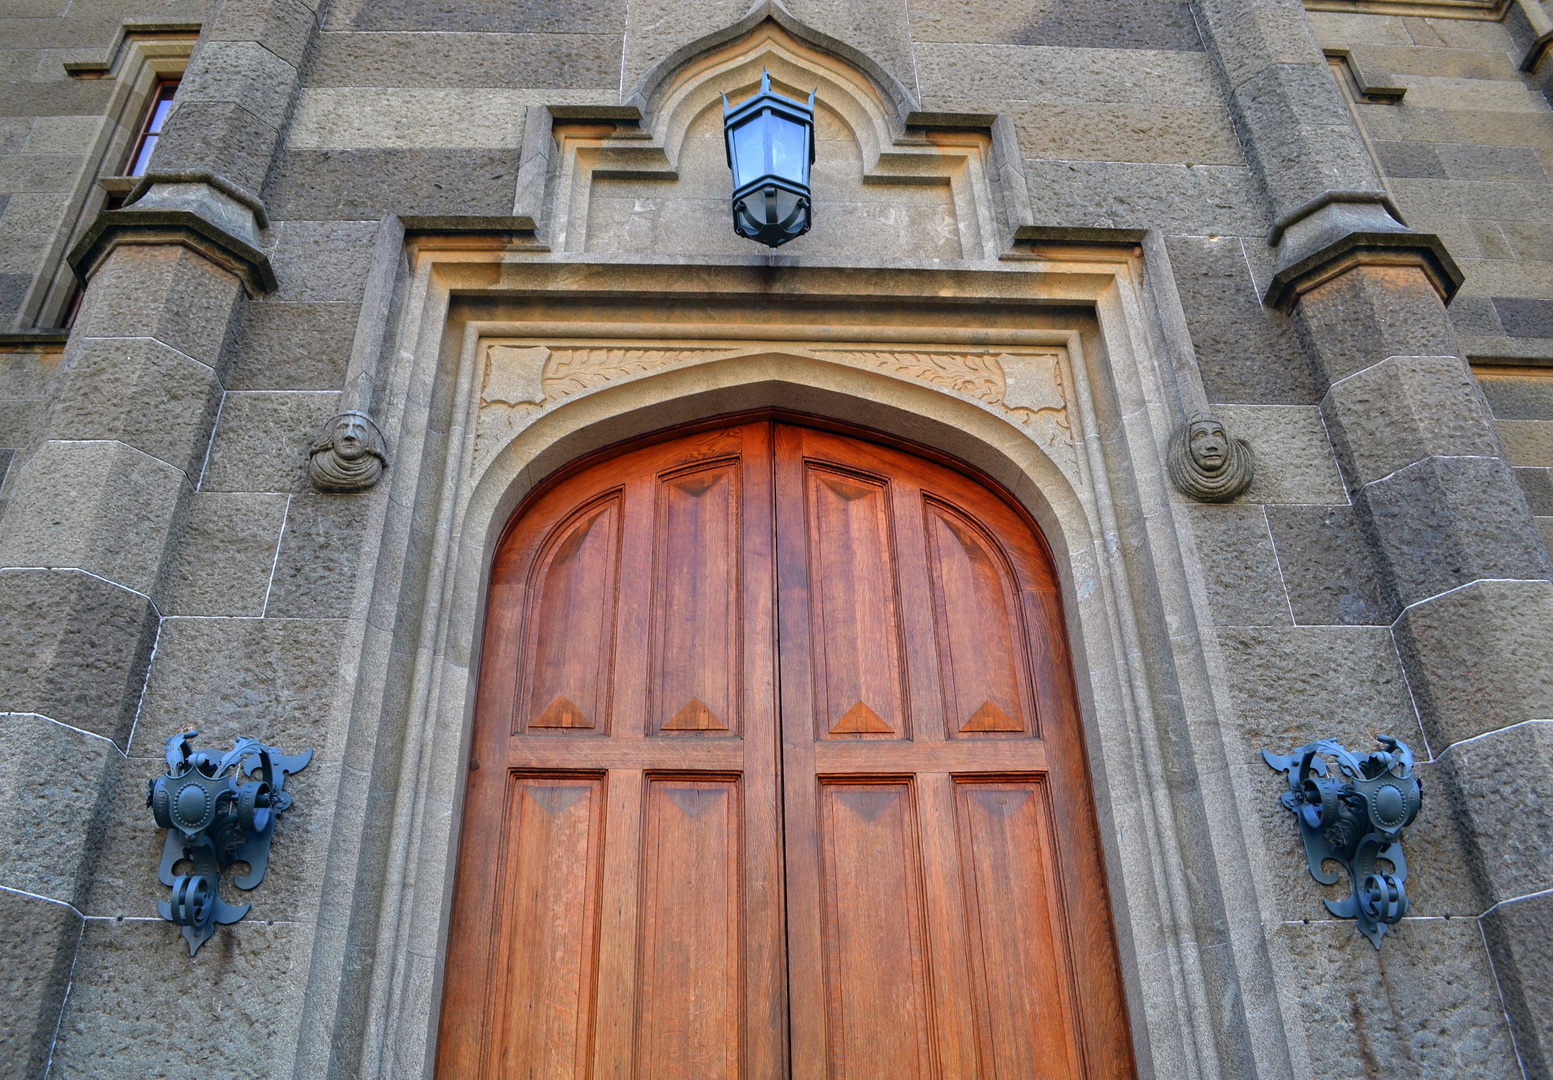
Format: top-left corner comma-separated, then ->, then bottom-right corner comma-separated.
663,698 -> 727,732
830,701 -> 894,734
961,700 -> 1021,733
531,695 -> 593,729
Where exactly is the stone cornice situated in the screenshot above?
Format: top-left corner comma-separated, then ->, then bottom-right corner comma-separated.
69,207 -> 275,295
1265,229 -> 1463,309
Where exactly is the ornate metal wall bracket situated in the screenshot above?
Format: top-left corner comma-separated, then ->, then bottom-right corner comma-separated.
146,730 -> 312,955
1263,735 -> 1422,948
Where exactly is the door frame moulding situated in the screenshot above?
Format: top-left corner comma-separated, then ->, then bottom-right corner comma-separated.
295,244 -> 1311,1080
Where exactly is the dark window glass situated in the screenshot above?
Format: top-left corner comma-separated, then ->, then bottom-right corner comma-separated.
128,80 -> 178,177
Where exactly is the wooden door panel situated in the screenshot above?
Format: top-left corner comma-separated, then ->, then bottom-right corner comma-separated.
803,464 -> 908,739
483,775 -> 606,1080
651,461 -> 740,735
637,776 -> 743,1079
522,494 -> 622,733
956,779 -> 1081,1080
923,501 -> 1030,738
818,780 -> 936,1080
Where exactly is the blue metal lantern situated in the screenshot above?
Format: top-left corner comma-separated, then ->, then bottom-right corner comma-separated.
722,70 -> 815,247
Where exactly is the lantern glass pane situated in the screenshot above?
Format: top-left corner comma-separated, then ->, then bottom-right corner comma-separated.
768,114 -> 806,184
732,115 -> 765,188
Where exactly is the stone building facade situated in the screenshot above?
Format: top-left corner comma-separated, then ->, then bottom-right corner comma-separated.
1,0 -> 1552,1075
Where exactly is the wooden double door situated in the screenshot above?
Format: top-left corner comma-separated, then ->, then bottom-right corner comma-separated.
438,420 -> 1133,1080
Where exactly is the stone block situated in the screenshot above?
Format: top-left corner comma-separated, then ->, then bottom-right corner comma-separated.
1010,102 -> 1242,165
200,390 -> 340,493
915,42 -> 1223,109
304,29 -> 620,88
0,399 -> 43,448
1476,369 -> 1553,420
1022,159 -> 1266,237
1182,502 -> 1290,626
1266,504 -> 1389,625
0,569 -> 158,742
0,890 -> 80,1080
1163,235 -> 1315,405
1359,455 -> 1552,610
1215,624 -> 1419,751
0,349 -> 57,400
227,300 -> 356,391
1497,419 -> 1553,467
1212,404 -> 1349,504
1395,580 -> 1553,749
1203,4 -> 1329,90
265,148 -> 521,220
164,491 -> 289,616
1482,891 -> 1553,1080
1322,355 -> 1503,489
22,114 -> 106,155
1294,265 -> 1462,392
206,0 -> 318,68
1440,720 -> 1553,904
327,0 -> 625,32
1273,920 -> 1521,1079
1517,465 -> 1553,512
73,245 -> 245,371
1017,0 -> 1203,51
148,98 -> 282,196
177,40 -> 299,132
0,440 -> 190,599
47,918 -> 308,1080
47,337 -> 225,477
264,492 -> 370,619
136,615 -> 342,755
267,219 -> 382,303
0,712 -> 121,905
1375,139 -> 1446,179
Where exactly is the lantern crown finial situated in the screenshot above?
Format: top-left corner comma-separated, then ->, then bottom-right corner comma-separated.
722,69 -> 816,248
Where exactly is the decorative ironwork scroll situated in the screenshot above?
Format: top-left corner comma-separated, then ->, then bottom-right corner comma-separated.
1263,735 -> 1423,948
146,730 -> 312,955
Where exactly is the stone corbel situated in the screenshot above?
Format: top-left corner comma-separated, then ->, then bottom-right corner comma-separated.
1167,413 -> 1255,502
1262,193 -> 1463,310
68,172 -> 276,295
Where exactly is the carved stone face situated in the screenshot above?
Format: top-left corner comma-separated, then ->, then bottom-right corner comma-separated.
333,415 -> 371,461
1188,419 -> 1229,472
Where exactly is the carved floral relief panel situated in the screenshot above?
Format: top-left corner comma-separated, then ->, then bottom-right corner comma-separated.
476,340 -> 1079,487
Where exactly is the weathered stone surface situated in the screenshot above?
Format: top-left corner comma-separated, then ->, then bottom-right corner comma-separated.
147,98 -> 282,195
47,337 -> 225,477
267,220 -> 382,304
0,569 -> 158,742
1215,625 -> 1419,751
1266,504 -> 1388,626
135,616 -> 343,755
1359,455 -> 1552,610
264,491 -> 371,619
1396,581 -> 1553,750
1294,265 -> 1462,394
1164,234 -> 1314,405
1211,404 -> 1348,504
0,712 -> 120,905
1024,160 -> 1266,236
1273,920 -> 1521,1079
200,391 -> 341,493
175,40 -> 300,132
327,0 -> 625,33
164,491 -> 290,616
72,245 -> 245,372
1182,502 -> 1288,625
1322,354 -> 1504,489
47,918 -> 309,1080
304,29 -> 620,87
266,148 -> 520,220
0,890 -> 80,1080
1477,370 -> 1553,421
1440,720 -> 1553,905
0,439 -> 190,598
227,301 -> 357,391
1496,419 -> 1553,468
1482,891 -> 1553,1080
206,0 -> 318,68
